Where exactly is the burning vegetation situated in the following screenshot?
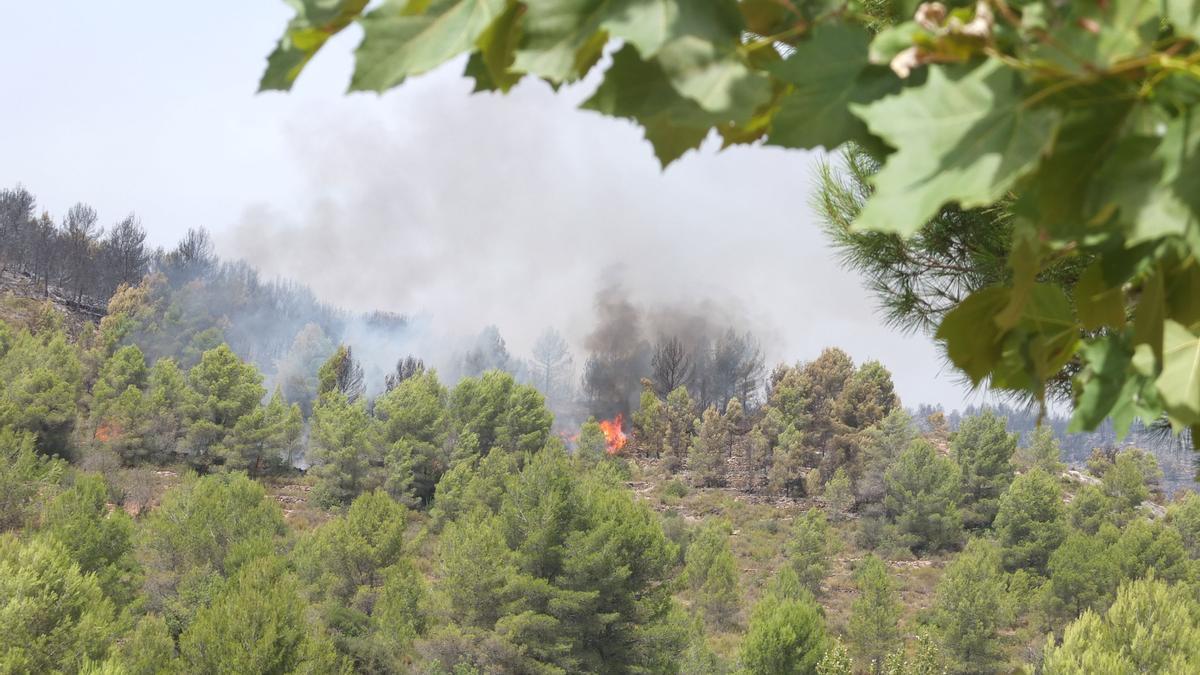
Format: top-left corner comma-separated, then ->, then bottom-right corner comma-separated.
599,413 -> 627,454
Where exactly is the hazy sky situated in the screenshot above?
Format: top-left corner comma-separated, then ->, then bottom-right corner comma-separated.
2,2 -> 978,409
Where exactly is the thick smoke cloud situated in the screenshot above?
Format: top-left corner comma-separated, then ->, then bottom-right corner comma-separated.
218,62 -> 970,411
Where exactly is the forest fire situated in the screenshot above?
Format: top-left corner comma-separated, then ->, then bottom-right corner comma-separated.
599,414 -> 627,454
94,421 -> 121,443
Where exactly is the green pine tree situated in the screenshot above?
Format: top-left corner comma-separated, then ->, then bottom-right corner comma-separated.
1044,577 -> 1200,673
884,440 -> 962,553
849,555 -> 901,669
993,468 -> 1066,574
951,412 -> 1016,530
375,369 -> 451,505
222,388 -> 302,476
788,509 -> 834,595
1014,425 -> 1065,474
309,392 -> 383,507
663,385 -> 696,473
0,535 -> 116,673
684,518 -> 740,627
932,539 -> 1006,673
689,404 -> 728,487
41,472 -> 139,607
740,589 -> 828,675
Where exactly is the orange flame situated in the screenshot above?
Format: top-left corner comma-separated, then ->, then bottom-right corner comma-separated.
599,414 -> 627,455
94,421 -> 122,443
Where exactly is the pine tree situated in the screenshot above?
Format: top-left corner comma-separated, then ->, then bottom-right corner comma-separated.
933,539 -> 1006,673
0,535 -> 116,673
884,440 -> 962,553
951,412 -> 1016,530
684,518 -> 740,627
0,327 -> 82,454
178,557 -> 324,673
1167,491 -> 1200,558
274,322 -> 334,415
41,473 -> 139,607
0,428 -> 65,531
689,404 -> 728,487
437,511 -> 517,630
1046,532 -> 1117,618
309,392 -> 382,507
740,590 -> 828,675
139,472 -> 286,629
1110,518 -> 1189,584
1014,425 -> 1064,474
833,360 -> 898,430
183,344 -> 265,467
633,387 -> 667,458
435,443 -> 684,672
769,423 -> 809,497
295,490 -> 424,668
143,357 -> 193,462
849,555 -> 901,669
372,558 -> 429,661
993,468 -> 1066,574
1102,449 -> 1157,512
788,509 -> 833,595
109,614 -> 175,675
576,417 -> 609,466
1067,484 -> 1114,535
297,490 -> 409,602
663,385 -> 695,472
1043,578 -> 1200,673
97,385 -> 152,464
90,344 -> 148,421
317,344 -> 365,402
449,370 -> 551,461
375,369 -> 451,505
857,408 -> 916,505
222,388 -> 302,476
825,467 -> 854,519
724,396 -> 746,438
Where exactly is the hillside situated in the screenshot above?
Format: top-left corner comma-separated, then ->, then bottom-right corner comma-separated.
0,268 -> 104,336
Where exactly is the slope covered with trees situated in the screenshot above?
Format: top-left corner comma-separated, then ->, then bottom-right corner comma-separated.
2,285 -> 1197,672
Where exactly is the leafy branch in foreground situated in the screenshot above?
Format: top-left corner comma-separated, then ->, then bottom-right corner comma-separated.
263,0 -> 1200,445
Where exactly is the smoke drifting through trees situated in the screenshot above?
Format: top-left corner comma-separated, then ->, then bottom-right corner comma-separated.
582,283 -> 766,420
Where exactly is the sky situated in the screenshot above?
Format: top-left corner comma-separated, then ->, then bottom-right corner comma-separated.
1,1 -> 978,410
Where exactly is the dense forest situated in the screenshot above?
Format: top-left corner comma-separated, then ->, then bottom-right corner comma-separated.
3,187 -> 1200,673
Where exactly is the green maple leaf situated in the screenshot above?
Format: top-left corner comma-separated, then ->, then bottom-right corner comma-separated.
1016,284 -> 1080,387
936,286 -> 1010,385
1090,109 -> 1200,247
851,62 -> 1059,236
1133,266 -> 1166,361
1074,262 -> 1127,331
514,0 -> 681,83
1069,334 -> 1157,436
464,1 -> 524,92
766,23 -> 899,151
1028,0 -> 1159,75
1167,0 -> 1200,40
1012,91 -> 1135,239
261,0 -> 369,91
582,44 -> 717,167
1158,319 -> 1200,426
653,2 -> 770,122
351,0 -> 508,92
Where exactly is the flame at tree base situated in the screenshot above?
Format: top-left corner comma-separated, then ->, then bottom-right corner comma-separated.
599,414 -> 627,455
94,421 -> 122,443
